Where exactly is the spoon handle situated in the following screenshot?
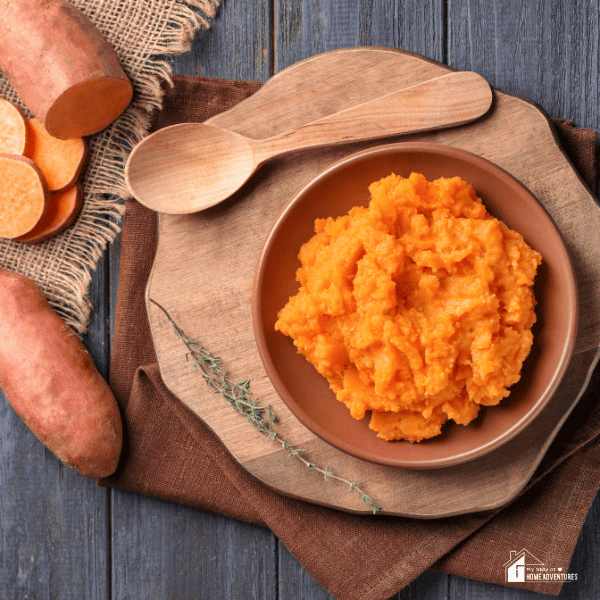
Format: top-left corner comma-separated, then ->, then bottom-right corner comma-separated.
251,71 -> 492,166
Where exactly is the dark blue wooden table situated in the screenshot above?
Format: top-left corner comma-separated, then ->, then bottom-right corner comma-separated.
2,1 -> 600,598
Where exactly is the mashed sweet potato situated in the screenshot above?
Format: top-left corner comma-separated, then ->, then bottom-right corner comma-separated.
275,172 -> 542,442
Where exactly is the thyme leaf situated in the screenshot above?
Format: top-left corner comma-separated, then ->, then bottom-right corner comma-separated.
150,298 -> 381,514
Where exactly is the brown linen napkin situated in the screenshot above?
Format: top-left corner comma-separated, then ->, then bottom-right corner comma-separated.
100,75 -> 600,600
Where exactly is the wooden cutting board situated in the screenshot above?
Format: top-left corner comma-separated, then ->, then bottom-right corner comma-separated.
146,47 -> 600,518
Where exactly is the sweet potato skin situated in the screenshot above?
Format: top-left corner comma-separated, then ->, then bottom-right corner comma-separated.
0,269 -> 122,477
0,0 -> 133,139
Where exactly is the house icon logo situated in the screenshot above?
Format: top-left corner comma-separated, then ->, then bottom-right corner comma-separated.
504,549 -> 544,582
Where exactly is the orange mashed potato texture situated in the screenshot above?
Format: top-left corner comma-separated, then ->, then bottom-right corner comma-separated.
275,172 -> 542,442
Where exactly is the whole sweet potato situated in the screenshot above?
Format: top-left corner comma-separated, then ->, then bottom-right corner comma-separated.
0,0 -> 133,139
0,269 -> 122,477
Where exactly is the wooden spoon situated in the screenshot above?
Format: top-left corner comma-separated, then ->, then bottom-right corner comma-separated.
125,71 -> 492,214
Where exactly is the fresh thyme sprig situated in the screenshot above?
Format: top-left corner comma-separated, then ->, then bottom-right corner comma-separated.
150,298 -> 381,514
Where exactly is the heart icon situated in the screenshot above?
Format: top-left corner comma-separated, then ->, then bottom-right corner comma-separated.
558,568 -> 563,572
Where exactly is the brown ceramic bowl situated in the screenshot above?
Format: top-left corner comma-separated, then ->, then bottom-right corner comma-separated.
252,143 -> 578,469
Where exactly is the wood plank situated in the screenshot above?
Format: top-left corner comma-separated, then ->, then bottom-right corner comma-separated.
273,4 -> 449,595
0,389 -> 111,600
111,491 -> 278,599
562,488 -> 600,600
274,0 -> 446,69
448,3 -> 600,599
278,543 -> 336,600
0,255 -> 112,599
447,0 -> 600,132
85,250 -> 111,378
109,4 -> 279,600
171,1 -> 272,81
397,571 -> 449,600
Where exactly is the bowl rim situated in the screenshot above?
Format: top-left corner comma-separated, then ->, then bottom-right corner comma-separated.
252,141 -> 579,469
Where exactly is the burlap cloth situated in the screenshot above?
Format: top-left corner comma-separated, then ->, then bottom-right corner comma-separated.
100,76 -> 600,600
0,0 -> 219,333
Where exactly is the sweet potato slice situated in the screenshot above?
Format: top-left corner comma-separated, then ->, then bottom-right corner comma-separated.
25,119 -> 87,193
0,99 -> 29,155
0,154 -> 48,238
16,183 -> 83,244
0,269 -> 123,477
0,0 -> 133,139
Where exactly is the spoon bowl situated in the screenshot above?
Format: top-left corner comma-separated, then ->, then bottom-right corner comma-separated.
124,123 -> 256,214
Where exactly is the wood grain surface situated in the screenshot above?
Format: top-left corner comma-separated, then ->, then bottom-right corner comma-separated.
2,1 -> 600,599
146,47 -> 600,517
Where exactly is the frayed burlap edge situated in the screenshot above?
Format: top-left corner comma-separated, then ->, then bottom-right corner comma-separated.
0,0 -> 220,334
